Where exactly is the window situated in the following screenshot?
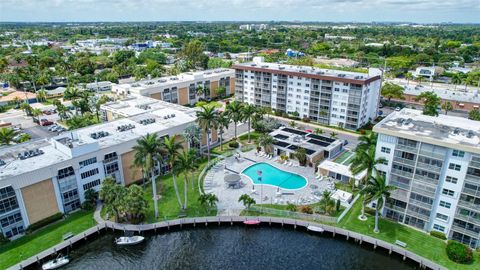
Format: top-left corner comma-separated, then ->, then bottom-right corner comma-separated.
79,157 -> 97,168
105,163 -> 119,174
445,176 -> 458,184
442,189 -> 455,197
452,150 -> 465,158
83,179 -> 101,191
381,147 -> 391,154
433,224 -> 445,232
80,168 -> 99,179
448,163 -> 461,171
436,213 -> 449,222
439,200 -> 451,209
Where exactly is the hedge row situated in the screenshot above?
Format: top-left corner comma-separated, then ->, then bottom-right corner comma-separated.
26,212 -> 63,233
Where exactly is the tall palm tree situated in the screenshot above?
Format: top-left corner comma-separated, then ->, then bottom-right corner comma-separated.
94,95 -> 109,121
162,135 -> 184,209
177,149 -> 197,209
319,190 -> 336,215
226,101 -> 243,139
31,108 -> 43,124
451,73 -> 462,91
258,134 -> 274,154
19,102 -> 32,116
132,133 -> 162,219
215,112 -> 230,151
329,131 -> 338,139
314,128 -> 324,135
0,128 -> 19,145
350,146 -> 387,220
196,105 -> 217,162
242,104 -> 257,143
355,132 -> 378,153
362,174 -> 395,233
36,89 -> 47,103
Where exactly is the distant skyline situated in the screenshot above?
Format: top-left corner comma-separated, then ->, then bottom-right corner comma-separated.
1,0 -> 479,23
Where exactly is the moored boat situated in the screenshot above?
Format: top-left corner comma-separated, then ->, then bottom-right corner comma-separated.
115,235 -> 145,245
42,255 -> 70,270
307,225 -> 325,233
244,220 -> 261,225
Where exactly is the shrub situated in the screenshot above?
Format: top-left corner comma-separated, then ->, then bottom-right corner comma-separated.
430,231 -> 447,240
0,233 -> 10,244
228,141 -> 239,148
336,199 -> 341,212
26,212 -> 64,233
446,240 -> 474,264
298,205 -> 313,214
286,203 -> 297,212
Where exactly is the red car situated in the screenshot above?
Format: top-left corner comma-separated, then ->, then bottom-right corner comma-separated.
40,119 -> 54,126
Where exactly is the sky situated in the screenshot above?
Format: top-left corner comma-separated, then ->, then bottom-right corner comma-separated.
1,0 -> 479,23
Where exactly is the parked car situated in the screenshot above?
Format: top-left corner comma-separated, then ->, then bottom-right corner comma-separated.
48,125 -> 58,131
42,110 -> 52,115
40,119 -> 54,126
395,107 -> 401,111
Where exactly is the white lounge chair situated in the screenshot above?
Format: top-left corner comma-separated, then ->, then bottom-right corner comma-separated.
289,161 -> 293,166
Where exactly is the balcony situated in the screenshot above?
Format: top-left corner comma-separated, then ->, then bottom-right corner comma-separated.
391,168 -> 414,179
396,144 -> 418,153
469,160 -> 480,169
458,199 -> 480,211
413,174 -> 439,186
416,162 -> 443,172
385,205 -> 407,213
451,225 -> 480,238
418,150 -> 445,160
406,209 -> 431,221
393,156 -> 416,166
455,213 -> 480,227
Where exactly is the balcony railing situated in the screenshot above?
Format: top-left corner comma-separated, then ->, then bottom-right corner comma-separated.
418,150 -> 445,160
391,168 -> 414,179
396,144 -> 418,153
393,156 -> 416,166
413,174 -> 439,186
415,162 -> 443,172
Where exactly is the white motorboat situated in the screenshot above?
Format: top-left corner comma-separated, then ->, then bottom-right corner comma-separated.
42,255 -> 70,270
307,225 -> 325,233
115,235 -> 145,246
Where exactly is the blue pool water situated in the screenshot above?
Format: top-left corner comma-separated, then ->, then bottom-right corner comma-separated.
242,162 -> 307,190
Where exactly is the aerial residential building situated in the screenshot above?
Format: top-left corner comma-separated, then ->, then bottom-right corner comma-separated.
233,59 -> 382,130
413,66 -> 444,79
112,69 -> 235,106
0,97 -> 213,239
374,108 -> 480,248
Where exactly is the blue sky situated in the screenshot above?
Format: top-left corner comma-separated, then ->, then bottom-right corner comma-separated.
1,0 -> 479,23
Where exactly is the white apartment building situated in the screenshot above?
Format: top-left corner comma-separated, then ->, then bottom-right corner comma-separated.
112,69 -> 235,106
0,97 -> 204,239
233,59 -> 382,130
374,108 -> 480,248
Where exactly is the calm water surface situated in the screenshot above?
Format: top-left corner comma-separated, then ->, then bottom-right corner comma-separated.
52,226 -> 416,270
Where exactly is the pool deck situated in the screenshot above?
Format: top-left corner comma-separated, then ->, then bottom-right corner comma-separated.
205,150 -> 335,216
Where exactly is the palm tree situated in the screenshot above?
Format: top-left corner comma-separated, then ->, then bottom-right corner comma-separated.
238,194 -> 256,210
314,128 -> 324,135
242,104 -> 257,143
451,73 -> 462,91
441,101 -> 453,115
215,112 -> 230,151
258,134 -> 274,154
294,148 -> 307,166
0,128 -> 19,145
31,108 -> 43,124
362,174 -> 395,233
226,100 -> 243,139
196,85 -> 205,99
196,105 -> 217,162
329,131 -> 338,139
19,102 -> 32,116
94,95 -> 110,121
288,120 -> 297,128
319,190 -> 336,215
177,149 -> 197,209
350,146 -> 387,220
15,133 -> 30,143
36,89 -> 47,103
162,136 -> 184,210
405,72 -> 413,86
198,193 -> 218,212
132,133 -> 162,218
355,132 -> 378,153
183,124 -> 202,149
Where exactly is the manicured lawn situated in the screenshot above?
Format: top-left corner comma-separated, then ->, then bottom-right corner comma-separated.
338,200 -> 479,270
0,210 -> 96,269
238,131 -> 262,143
211,140 -> 236,155
143,160 -> 217,222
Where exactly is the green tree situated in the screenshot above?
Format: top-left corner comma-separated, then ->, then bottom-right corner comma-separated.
314,128 -> 324,135
132,133 -> 162,218
177,149 -> 198,209
451,73 -> 462,90
215,112 -> 230,151
242,104 -> 257,143
355,132 -> 378,153
238,194 -> 256,209
31,108 -> 43,124
0,128 -> 19,145
362,174 -> 395,233
294,148 -> 307,166
36,89 -> 47,103
226,101 -> 244,139
469,109 -> 480,121
123,184 -> 149,224
319,190 -> 336,215
414,91 -> 441,116
20,102 -> 32,116
288,120 -> 297,128
183,124 -> 202,149
15,133 -> 30,143
350,146 -> 387,220
198,193 -> 218,212
257,134 -> 274,154
381,82 -> 405,102
441,101 -> 453,115
162,135 -> 184,210
405,72 -> 413,85
99,177 -> 125,222
329,132 -> 338,139
215,86 -> 227,98
180,40 -> 209,69
196,105 -> 217,162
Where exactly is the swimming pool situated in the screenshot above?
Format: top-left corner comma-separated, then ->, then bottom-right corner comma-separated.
242,162 -> 307,190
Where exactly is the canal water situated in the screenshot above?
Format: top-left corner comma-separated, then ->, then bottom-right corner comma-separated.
52,226 -> 417,270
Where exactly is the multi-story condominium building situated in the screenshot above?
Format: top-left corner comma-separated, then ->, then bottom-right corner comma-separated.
0,97 -> 213,239
233,59 -> 382,130
112,69 -> 235,106
374,108 -> 480,248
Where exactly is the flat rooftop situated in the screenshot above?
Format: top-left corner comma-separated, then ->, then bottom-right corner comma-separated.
401,83 -> 480,104
113,68 -> 233,92
269,127 -> 343,156
101,95 -> 195,117
373,108 -> 480,154
0,97 -> 197,180
233,62 -> 381,83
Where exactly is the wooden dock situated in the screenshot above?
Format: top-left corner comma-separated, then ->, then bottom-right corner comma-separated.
10,216 -> 446,270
